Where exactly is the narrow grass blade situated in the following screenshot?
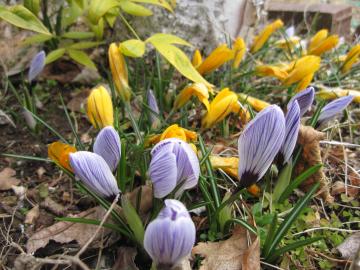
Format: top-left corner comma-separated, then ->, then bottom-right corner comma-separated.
1,153 -> 51,162
262,213 -> 278,257
223,218 -> 257,235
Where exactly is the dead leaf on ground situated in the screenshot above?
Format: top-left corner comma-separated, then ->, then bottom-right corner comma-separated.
295,125 -> 334,203
40,197 -> 66,216
0,167 -> 20,190
25,205 -> 40,225
112,247 -> 139,270
337,232 -> 360,259
26,206 -> 112,254
41,60 -> 81,84
192,226 -> 260,270
331,172 -> 360,197
67,89 -> 91,112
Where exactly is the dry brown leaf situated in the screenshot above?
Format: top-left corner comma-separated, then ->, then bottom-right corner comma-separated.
337,233 -> 360,259
192,226 -> 260,270
67,89 -> 91,112
0,168 -> 20,190
26,206 -> 110,254
295,125 -> 334,203
25,205 -> 40,225
40,197 -> 66,216
112,247 -> 139,270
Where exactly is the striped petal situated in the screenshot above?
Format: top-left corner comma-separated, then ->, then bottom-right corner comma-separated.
28,51 -> 46,83
93,126 -> 121,171
238,105 -> 285,187
69,151 -> 120,199
318,95 -> 354,125
147,89 -> 160,125
287,86 -> 315,117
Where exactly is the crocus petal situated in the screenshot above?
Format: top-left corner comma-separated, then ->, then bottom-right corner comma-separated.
316,86 -> 360,103
238,105 -> 285,187
238,93 -> 271,112
341,44 -> 360,73
197,44 -> 234,75
285,25 -> 295,37
192,49 -> 202,68
295,73 -> 314,92
232,37 -> 246,68
147,89 -> 160,126
69,151 -> 120,199
280,101 -> 300,164
174,83 -> 210,111
144,199 -> 195,267
93,126 -> 121,171
48,141 -> 76,172
287,86 -> 315,117
250,19 -> 284,53
256,65 -> 289,81
308,29 -> 328,52
28,51 -> 46,83
309,35 -> 339,56
318,95 -> 354,125
284,56 -> 321,85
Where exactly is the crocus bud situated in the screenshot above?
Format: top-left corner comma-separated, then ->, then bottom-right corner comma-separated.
87,85 -> 114,129
28,50 -> 46,83
279,101 -> 300,164
149,138 -> 200,198
250,19 -> 284,53
144,199 -> 195,268
287,86 -> 315,117
318,95 -> 354,125
93,126 -> 121,172
108,43 -> 131,101
69,151 -> 120,199
238,105 -> 285,187
147,89 -> 161,128
232,37 -> 246,68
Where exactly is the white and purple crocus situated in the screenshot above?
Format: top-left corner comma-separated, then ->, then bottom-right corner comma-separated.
148,138 -> 200,198
144,199 -> 195,269
70,126 -> 121,199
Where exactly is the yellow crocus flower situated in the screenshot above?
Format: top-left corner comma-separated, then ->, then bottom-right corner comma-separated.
308,29 -> 339,56
87,85 -> 114,128
174,83 -> 210,111
232,37 -> 246,68
146,124 -> 197,146
316,85 -> 360,103
250,19 -> 284,53
283,55 -> 321,86
202,88 -> 249,128
255,65 -> 289,81
108,43 -> 131,101
196,44 -> 235,75
238,93 -> 271,112
192,49 -> 203,68
48,141 -> 76,172
341,44 -> 360,73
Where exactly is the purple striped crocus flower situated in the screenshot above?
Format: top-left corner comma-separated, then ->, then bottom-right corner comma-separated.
69,151 -> 120,199
287,86 -> 315,117
318,95 -> 354,125
28,50 -> 46,83
279,100 -> 301,164
238,105 -> 285,187
144,199 -> 195,268
147,89 -> 160,127
148,138 -> 200,198
93,126 -> 121,172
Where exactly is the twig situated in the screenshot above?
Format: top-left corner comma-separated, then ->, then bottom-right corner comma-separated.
293,227 -> 360,236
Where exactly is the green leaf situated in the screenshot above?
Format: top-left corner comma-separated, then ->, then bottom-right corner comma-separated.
223,218 -> 258,235
218,192 -> 233,232
89,17 -> 104,40
146,33 -> 192,47
88,0 -> 119,24
119,39 -> 145,57
264,182 -> 320,260
272,162 -> 293,203
67,49 -> 97,69
68,41 -> 103,49
121,195 -> 145,245
119,1 -> 153,16
131,0 -> 173,12
22,33 -> 52,45
278,164 -> 322,203
262,213 -> 278,258
104,7 -> 118,27
62,31 -> 95,39
148,40 -> 211,87
0,5 -> 51,36
62,2 -> 83,28
24,0 -> 40,15
45,48 -> 66,64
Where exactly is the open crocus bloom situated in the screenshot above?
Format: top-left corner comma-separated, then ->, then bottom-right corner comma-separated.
146,124 -> 197,146
48,141 -> 76,172
308,29 -> 339,56
238,105 -> 285,187
93,126 -> 121,172
318,95 -> 354,125
287,86 -> 315,117
70,151 -> 120,199
144,199 -> 195,268
174,83 -> 211,111
250,19 -> 284,53
148,138 -> 200,198
87,85 -> 114,129
28,50 -> 46,83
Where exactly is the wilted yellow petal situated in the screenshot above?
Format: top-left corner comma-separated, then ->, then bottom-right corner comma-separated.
48,142 -> 76,172
197,44 -> 235,75
210,156 -> 239,179
87,85 -> 114,128
308,35 -> 339,56
238,93 -> 271,111
283,55 -> 321,85
317,86 -> 360,103
294,73 -> 314,92
108,43 -> 131,101
256,65 -> 289,81
308,29 -> 328,52
232,37 -> 246,68
250,19 -> 284,53
146,124 -> 198,145
341,44 -> 360,73
192,49 -> 202,68
174,83 -> 210,111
